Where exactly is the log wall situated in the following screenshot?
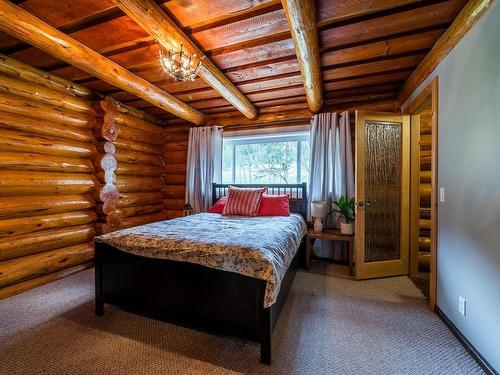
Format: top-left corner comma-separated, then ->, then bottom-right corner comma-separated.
94,97 -> 166,233
0,55 -> 97,298
162,124 -> 189,219
0,56 -> 167,299
418,110 -> 432,270
0,54 -> 399,297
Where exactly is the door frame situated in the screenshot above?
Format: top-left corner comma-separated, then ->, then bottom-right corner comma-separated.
403,77 -> 439,310
355,111 -> 410,280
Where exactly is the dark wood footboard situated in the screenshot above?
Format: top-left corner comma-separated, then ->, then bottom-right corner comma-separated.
95,240 -> 303,364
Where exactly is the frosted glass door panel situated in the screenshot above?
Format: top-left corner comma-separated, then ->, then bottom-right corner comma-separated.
364,121 -> 402,262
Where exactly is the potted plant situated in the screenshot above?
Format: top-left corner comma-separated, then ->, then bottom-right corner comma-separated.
332,196 -> 355,234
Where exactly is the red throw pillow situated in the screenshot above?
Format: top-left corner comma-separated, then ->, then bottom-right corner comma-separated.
222,186 -> 267,216
208,196 -> 227,213
258,194 -> 290,216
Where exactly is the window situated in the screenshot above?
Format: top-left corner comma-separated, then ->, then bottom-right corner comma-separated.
222,132 -> 310,185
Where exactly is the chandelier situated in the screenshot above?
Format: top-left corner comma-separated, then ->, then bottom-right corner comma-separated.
158,43 -> 204,82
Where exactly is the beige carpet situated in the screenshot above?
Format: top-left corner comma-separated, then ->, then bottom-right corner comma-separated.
0,264 -> 483,375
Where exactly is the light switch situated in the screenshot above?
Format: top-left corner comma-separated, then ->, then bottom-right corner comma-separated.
440,187 -> 445,202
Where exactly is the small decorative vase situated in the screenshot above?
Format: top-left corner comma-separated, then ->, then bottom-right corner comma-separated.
340,222 -> 353,235
313,218 -> 323,232
183,203 -> 193,216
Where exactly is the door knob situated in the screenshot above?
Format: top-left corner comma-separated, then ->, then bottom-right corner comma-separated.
357,201 -> 372,207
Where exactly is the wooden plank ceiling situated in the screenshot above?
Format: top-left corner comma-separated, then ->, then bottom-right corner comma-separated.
0,0 -> 467,123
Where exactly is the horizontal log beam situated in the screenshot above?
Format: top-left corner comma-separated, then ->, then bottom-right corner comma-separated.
0,194 -> 95,220
162,185 -> 185,198
161,151 -> 186,164
163,141 -> 188,151
116,204 -> 163,219
5,170 -> 95,184
0,0 -> 205,125
116,101 -> 163,126
0,242 -> 94,288
0,224 -> 95,261
0,73 -> 94,114
163,199 -> 185,209
116,164 -> 162,177
162,174 -> 186,185
420,184 -> 431,206
113,139 -> 162,155
0,54 -> 92,99
121,212 -> 165,229
163,209 -> 184,219
0,171 -> 96,196
114,112 -> 162,134
0,92 -> 94,128
116,124 -> 163,146
162,163 -> 187,175
117,192 -> 163,208
0,128 -> 96,158
95,120 -> 162,147
419,236 -> 431,247
0,111 -> 94,143
399,0 -> 494,105
114,149 -> 162,166
0,261 -> 93,300
115,177 -> 164,193
420,207 -> 431,219
0,211 -> 97,238
0,152 -> 94,173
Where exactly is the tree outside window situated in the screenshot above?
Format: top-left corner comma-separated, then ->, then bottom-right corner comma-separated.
222,133 -> 310,185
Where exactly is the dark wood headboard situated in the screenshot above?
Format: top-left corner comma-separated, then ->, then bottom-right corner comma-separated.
212,183 -> 307,218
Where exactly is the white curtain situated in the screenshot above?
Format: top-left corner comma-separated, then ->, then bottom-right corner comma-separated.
185,126 -> 223,213
308,112 -> 354,259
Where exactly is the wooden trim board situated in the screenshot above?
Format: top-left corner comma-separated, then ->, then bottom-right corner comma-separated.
403,77 -> 439,310
435,306 -> 499,375
409,113 -> 421,278
355,111 -> 410,279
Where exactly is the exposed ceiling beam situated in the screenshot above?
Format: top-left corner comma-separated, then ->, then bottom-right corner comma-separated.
112,0 -> 259,120
204,95 -> 399,128
399,0 -> 495,106
207,108 -> 313,127
281,0 -> 323,113
93,29 -> 442,99
0,0 -> 206,125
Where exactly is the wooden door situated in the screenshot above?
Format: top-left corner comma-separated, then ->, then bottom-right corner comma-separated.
355,111 -> 410,279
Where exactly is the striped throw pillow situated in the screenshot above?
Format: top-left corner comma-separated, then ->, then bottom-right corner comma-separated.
222,186 -> 267,216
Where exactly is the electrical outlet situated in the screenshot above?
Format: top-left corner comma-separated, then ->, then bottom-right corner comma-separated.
440,187 -> 445,202
459,296 -> 466,317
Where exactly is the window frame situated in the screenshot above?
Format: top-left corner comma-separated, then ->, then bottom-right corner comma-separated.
222,132 -> 310,185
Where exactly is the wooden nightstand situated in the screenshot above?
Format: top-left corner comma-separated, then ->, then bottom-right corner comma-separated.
306,229 -> 355,276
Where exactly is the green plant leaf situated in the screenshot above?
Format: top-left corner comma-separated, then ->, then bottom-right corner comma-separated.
332,195 -> 356,223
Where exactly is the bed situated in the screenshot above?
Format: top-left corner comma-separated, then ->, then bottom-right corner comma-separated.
94,183 -> 307,364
